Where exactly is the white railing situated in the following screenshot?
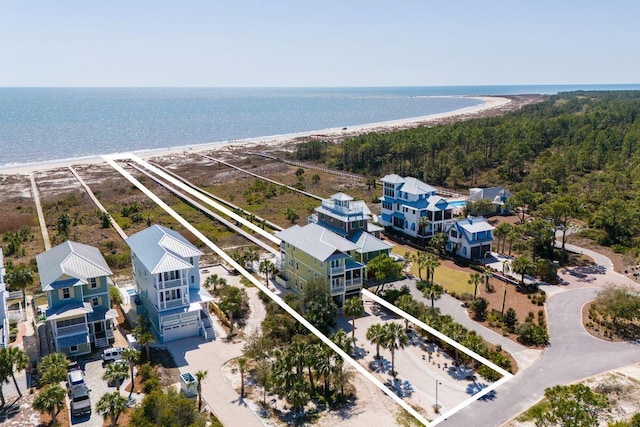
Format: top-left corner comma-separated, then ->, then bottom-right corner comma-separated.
322,200 -> 363,216
331,285 -> 345,295
56,323 -> 88,336
160,298 -> 188,310
156,278 -> 185,289
345,278 -> 363,288
330,266 -> 345,275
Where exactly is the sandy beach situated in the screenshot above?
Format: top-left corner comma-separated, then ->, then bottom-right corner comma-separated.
0,95 -> 525,176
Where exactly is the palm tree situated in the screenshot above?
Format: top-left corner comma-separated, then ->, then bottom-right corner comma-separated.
1,347 -> 29,397
33,384 -> 66,425
411,251 -> 428,280
103,361 -> 129,394
244,247 -> 259,271
39,353 -> 68,386
133,315 -> 155,361
366,323 -> 386,360
332,329 -> 353,357
511,255 -> 536,288
314,346 -> 333,398
0,355 -> 11,406
258,259 -> 276,286
238,357 -> 247,399
418,216 -> 431,243
382,323 -> 409,378
468,272 -> 483,299
204,274 -> 227,293
4,263 -> 33,314
343,296 -> 364,343
195,369 -> 208,411
395,294 -> 415,330
425,253 -> 440,286
122,347 -> 140,399
96,392 -> 128,427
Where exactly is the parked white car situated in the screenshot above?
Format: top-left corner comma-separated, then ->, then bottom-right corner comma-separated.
101,347 -> 124,363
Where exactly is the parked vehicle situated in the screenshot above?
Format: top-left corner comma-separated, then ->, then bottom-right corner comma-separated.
70,385 -> 91,418
68,370 -> 86,389
101,346 -> 124,363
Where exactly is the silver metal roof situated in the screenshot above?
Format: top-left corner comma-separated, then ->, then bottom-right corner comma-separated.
36,241 -> 113,292
126,225 -> 203,274
276,223 -> 358,262
348,231 -> 392,254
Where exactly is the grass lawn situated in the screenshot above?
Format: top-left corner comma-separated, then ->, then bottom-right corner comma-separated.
393,246 -> 474,296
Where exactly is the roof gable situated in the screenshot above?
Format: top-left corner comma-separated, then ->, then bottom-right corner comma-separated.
276,223 -> 358,262
126,225 -> 203,273
37,241 -> 112,292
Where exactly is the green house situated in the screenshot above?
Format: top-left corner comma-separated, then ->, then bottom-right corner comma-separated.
36,241 -> 116,356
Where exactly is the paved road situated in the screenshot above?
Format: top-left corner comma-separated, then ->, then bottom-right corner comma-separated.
392,278 -> 541,372
443,287 -> 640,426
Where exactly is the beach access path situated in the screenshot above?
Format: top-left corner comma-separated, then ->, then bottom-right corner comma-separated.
29,173 -> 50,250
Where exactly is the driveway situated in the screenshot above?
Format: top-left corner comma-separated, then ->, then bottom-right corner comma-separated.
164,337 -> 264,427
70,357 -> 141,426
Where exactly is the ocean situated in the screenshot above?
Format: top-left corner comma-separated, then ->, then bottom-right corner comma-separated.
1,85 -> 639,167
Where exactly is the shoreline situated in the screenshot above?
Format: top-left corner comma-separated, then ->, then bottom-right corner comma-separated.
0,96 -> 511,176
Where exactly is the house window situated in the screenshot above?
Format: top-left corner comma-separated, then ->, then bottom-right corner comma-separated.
190,257 -> 194,265
89,278 -> 97,289
62,288 -> 71,299
296,262 -> 299,270
92,297 -> 100,307
70,345 -> 79,353
191,275 -> 195,284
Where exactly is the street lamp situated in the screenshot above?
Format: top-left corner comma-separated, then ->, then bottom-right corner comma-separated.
435,380 -> 442,412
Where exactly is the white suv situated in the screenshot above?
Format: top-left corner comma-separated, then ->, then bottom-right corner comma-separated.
101,347 -> 124,363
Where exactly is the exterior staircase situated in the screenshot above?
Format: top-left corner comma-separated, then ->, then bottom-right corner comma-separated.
201,312 -> 215,341
95,336 -> 109,348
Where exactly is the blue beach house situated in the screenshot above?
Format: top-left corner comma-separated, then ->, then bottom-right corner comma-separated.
36,241 -> 116,356
446,216 -> 495,260
379,174 -> 454,238
125,225 -> 214,343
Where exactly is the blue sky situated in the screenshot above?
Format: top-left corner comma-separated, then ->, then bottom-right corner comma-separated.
1,1 -> 638,87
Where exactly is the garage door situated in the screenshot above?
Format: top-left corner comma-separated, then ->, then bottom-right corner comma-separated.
162,321 -> 198,343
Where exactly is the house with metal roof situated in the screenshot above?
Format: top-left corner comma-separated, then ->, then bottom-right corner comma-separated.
125,225 -> 214,343
308,192 -> 391,257
36,241 -> 116,356
0,249 -> 8,349
379,174 -> 454,239
468,187 -> 513,215
445,216 -> 495,260
275,223 -> 365,305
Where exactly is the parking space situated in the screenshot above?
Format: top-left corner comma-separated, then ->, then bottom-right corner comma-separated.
67,354 -> 142,426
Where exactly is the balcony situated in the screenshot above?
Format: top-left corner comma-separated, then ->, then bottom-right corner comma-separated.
56,323 -> 88,337
156,278 -> 185,290
331,284 -> 345,295
345,278 -> 363,288
159,298 -> 189,310
330,266 -> 345,275
321,200 -> 363,216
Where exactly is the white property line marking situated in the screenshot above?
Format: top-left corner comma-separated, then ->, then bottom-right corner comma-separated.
103,154 -> 431,426
361,289 -> 515,425
127,153 -> 281,246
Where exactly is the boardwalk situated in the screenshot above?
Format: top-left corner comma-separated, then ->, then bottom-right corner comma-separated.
29,173 -> 51,250
68,166 -> 129,240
